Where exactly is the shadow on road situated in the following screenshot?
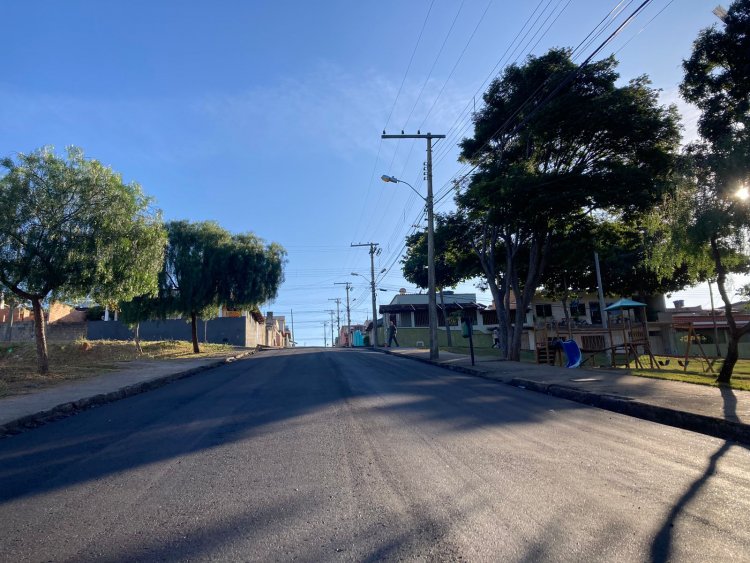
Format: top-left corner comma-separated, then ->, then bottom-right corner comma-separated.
650,385 -> 745,562
0,348 -> 582,506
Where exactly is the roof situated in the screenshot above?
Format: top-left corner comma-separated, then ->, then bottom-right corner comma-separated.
604,298 -> 647,311
388,293 -> 477,306
379,301 -> 485,314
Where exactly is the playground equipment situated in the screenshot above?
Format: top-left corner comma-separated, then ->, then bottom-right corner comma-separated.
664,322 -> 716,374
533,298 -> 661,370
603,298 -> 659,370
561,340 -> 582,368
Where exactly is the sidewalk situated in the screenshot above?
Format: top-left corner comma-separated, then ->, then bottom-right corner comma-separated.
382,347 -> 750,445
0,349 -> 254,437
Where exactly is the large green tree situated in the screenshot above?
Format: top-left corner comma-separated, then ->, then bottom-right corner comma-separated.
158,220 -> 286,353
0,147 -> 166,373
457,48 -> 680,360
673,0 -> 750,383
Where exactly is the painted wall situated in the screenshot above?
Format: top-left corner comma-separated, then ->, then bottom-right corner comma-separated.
88,317 -> 250,347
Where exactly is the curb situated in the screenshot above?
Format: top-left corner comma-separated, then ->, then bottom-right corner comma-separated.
379,348 -> 496,378
508,377 -> 750,446
380,349 -> 750,446
0,350 -> 256,438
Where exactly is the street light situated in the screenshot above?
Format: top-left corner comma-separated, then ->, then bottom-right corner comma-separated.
381,173 -> 439,360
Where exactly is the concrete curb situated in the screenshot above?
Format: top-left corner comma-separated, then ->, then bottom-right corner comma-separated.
0,350 -> 256,438
508,377 -> 750,446
378,348 -> 497,378
380,348 -> 750,446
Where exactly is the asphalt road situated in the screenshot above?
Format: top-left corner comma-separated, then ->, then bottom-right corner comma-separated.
1,348 -> 749,562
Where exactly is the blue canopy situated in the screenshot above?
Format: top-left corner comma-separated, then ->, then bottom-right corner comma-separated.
604,298 -> 647,311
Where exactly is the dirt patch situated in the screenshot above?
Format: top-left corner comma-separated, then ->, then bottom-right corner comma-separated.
0,340 -> 244,397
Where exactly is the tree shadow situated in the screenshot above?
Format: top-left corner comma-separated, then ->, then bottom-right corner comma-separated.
650,385 -> 741,562
0,348 -> 582,505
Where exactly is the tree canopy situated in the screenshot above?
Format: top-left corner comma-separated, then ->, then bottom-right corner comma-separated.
155,220 -> 286,353
0,147 -> 166,373
456,48 -> 681,359
662,0 -> 750,383
401,213 -> 480,290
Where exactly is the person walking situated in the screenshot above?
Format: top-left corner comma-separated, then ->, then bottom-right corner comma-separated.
492,327 -> 500,349
387,320 -> 400,347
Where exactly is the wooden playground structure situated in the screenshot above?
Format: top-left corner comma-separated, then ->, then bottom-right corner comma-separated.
534,298 -> 661,369
534,313 -> 720,373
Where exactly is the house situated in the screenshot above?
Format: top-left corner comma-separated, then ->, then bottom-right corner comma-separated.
338,323 -> 368,347
378,290 -> 487,348
264,312 -> 293,348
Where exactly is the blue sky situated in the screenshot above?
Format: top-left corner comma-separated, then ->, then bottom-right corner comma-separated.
1,1 -> 723,345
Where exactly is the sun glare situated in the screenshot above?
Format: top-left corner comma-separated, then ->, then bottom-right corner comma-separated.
735,185 -> 750,201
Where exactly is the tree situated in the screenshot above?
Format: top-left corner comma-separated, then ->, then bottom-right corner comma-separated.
118,295 -> 158,354
159,221 -> 286,353
401,214 -> 481,346
0,147 -> 166,373
676,0 -> 750,383
457,48 -> 680,360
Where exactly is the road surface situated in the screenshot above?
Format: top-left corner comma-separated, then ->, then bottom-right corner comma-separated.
1,348 -> 749,561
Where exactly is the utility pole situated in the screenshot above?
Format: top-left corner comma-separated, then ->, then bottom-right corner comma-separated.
290,308 -> 295,348
382,131 -> 445,360
323,321 -> 328,348
594,251 -> 611,364
328,298 -> 341,345
334,283 -> 353,347
327,310 -> 336,347
351,242 -> 380,347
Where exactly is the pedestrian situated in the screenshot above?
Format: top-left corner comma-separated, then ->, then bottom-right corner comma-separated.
492,327 -> 500,349
387,320 -> 399,347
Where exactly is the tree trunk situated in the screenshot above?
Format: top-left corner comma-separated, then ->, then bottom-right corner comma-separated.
439,289 -> 452,347
191,312 -> 200,353
5,311 -> 13,342
561,294 -> 572,340
507,232 -> 551,362
717,330 -> 738,384
31,296 -> 49,374
710,236 -> 743,384
134,322 -> 143,354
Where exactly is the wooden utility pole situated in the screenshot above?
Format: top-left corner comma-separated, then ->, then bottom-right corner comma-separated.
351,242 -> 380,347
382,131 -> 445,361
334,283 -> 353,347
328,298 -> 341,345
327,310 -> 336,346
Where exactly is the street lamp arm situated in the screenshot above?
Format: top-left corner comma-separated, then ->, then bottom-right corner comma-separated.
381,174 -> 425,201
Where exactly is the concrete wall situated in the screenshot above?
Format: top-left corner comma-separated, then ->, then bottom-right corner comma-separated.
88,317 -> 251,347
3,321 -> 87,342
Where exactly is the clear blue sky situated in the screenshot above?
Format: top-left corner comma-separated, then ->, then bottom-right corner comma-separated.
1,1 -> 723,345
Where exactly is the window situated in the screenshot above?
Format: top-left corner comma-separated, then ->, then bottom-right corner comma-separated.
414,309 -> 429,327
535,304 -> 552,318
570,302 -> 586,317
588,302 -> 602,325
482,309 -> 498,325
399,312 -> 413,327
